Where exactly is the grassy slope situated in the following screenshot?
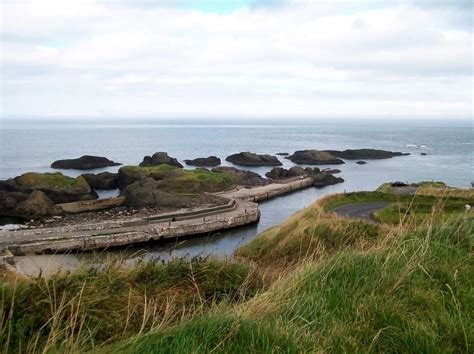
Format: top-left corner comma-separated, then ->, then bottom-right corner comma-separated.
0,259 -> 264,353
113,215 -> 473,353
2,185 -> 473,353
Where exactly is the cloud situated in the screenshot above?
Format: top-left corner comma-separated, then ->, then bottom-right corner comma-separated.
0,0 -> 472,119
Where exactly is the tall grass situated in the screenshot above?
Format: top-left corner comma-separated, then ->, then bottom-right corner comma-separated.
0,258 -> 264,353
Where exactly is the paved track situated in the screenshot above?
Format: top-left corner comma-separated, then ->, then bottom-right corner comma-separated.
331,202 -> 391,222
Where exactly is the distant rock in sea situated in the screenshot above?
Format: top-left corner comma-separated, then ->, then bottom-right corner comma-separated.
139,152 -> 183,168
276,152 -> 289,156
325,149 -> 409,160
51,155 -> 121,170
286,150 -> 345,165
356,160 -> 367,165
184,156 -> 221,167
226,152 -> 282,166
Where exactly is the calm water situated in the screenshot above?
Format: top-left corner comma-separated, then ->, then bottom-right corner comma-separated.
1,119 -> 472,275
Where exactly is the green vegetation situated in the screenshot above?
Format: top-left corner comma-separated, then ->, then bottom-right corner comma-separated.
1,182 -> 473,353
120,164 -> 178,175
112,215 -> 473,353
120,164 -> 237,194
1,258 -> 263,353
15,172 -> 89,190
321,183 -> 474,225
320,191 -> 398,211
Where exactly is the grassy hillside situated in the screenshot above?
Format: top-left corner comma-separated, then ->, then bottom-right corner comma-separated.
1,185 -> 473,353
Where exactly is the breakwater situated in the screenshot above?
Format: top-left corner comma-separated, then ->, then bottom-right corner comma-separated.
1,177 -> 316,255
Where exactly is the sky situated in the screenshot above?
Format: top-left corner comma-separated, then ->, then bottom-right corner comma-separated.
0,0 -> 472,120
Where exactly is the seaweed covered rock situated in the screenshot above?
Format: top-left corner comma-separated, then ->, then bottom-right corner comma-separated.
184,156 -> 221,167
212,166 -> 268,187
51,155 -> 120,170
139,152 -> 183,168
286,150 -> 344,165
82,172 -> 119,190
226,152 -> 282,166
9,172 -> 97,203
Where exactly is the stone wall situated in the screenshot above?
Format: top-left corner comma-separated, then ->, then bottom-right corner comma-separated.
8,205 -> 260,254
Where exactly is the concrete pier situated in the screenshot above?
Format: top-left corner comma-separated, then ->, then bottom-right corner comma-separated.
0,177 -> 315,255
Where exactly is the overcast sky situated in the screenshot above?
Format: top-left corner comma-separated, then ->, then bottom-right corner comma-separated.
1,0 -> 472,120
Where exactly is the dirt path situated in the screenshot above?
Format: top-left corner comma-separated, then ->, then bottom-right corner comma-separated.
331,202 -> 391,222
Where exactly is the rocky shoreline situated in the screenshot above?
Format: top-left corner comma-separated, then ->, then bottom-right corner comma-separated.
0,148 -> 409,229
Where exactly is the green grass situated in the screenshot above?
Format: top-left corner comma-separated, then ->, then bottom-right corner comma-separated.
320,191 -> 398,211
0,258 -> 264,353
120,164 -> 178,174
319,189 -> 473,225
112,215 -> 474,353
15,172 -> 89,189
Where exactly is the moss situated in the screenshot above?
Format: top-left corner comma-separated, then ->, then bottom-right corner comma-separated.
120,164 -> 178,174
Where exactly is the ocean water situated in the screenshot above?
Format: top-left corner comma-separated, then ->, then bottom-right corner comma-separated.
1,118 -> 472,275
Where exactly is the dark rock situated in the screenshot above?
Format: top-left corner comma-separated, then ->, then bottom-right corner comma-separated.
16,191 -> 60,219
322,168 -> 341,174
117,165 -> 184,190
276,152 -> 289,156
122,178 -> 226,208
265,166 -> 320,180
9,172 -> 97,203
82,172 -> 119,190
420,153 -> 427,156
212,166 -> 268,187
226,152 -> 282,166
312,173 -> 344,187
286,150 -> 345,165
0,190 -> 59,219
325,149 -> 409,160
391,181 -> 408,187
184,156 -> 221,167
51,155 -> 120,170
356,160 -> 367,165
139,152 -> 183,168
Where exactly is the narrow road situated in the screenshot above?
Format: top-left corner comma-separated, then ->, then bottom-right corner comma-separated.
331,202 -> 391,222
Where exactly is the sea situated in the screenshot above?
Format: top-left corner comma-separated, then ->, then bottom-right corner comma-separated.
0,118 -> 472,276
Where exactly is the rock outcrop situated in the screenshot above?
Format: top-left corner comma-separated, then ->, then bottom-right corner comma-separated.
325,149 -> 409,160
0,172 -> 98,204
286,150 -> 345,165
122,178 -> 226,208
139,152 -> 183,168
51,155 -> 120,170
212,167 -> 268,187
117,165 -> 184,190
226,152 -> 282,166
322,168 -> 341,174
356,161 -> 367,165
0,190 -> 60,219
265,166 -> 320,180
184,156 -> 221,167
82,172 -> 119,190
312,173 -> 345,187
